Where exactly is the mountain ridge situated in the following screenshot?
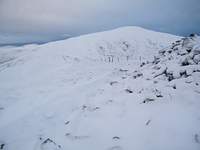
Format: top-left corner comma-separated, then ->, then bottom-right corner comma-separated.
0,26 -> 199,150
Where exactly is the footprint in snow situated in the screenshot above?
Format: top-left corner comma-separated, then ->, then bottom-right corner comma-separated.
112,136 -> 120,141
81,105 -> 100,112
39,138 -> 61,150
107,145 -> 123,150
65,133 -> 90,141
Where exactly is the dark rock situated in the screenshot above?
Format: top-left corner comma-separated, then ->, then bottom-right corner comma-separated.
133,73 -> 143,79
156,94 -> 163,98
0,144 -> 5,150
181,59 -> 190,66
189,33 -> 195,37
168,50 -> 172,54
65,121 -> 70,125
146,120 -> 151,126
180,70 -> 189,78
140,62 -> 146,67
186,48 -> 192,53
143,98 -> 155,103
175,40 -> 181,43
167,73 -> 174,82
94,107 -> 100,110
173,85 -> 177,89
125,89 -> 133,93
159,50 -> 166,55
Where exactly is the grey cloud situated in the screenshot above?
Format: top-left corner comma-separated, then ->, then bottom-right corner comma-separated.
0,0 -> 200,45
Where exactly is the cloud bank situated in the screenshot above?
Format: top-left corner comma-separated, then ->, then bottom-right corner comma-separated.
0,0 -> 200,45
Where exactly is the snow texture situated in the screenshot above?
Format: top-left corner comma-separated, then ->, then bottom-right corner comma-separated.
0,27 -> 200,150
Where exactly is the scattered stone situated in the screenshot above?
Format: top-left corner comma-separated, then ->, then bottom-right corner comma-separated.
65,121 -> 70,125
156,94 -> 163,98
168,50 -> 172,54
181,58 -> 190,66
153,89 -> 163,98
167,84 -> 176,89
180,70 -> 190,78
154,67 -> 187,82
145,120 -> 151,126
175,40 -> 181,43
133,73 -> 143,79
125,89 -> 133,94
193,69 -> 200,73
65,133 -> 71,136
110,81 -> 118,86
152,56 -> 160,64
190,33 -> 195,37
165,71 -> 174,81
159,49 -> 166,55
94,107 -> 100,110
140,62 -> 146,67
0,143 -> 5,150
143,98 -> 155,103
172,85 -> 177,89
187,48 -> 192,53
82,105 -> 87,110
112,136 -> 120,140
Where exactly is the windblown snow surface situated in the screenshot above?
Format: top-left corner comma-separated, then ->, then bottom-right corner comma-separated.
0,27 -> 200,150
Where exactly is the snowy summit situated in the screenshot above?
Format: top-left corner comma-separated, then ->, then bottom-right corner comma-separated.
0,27 -> 200,150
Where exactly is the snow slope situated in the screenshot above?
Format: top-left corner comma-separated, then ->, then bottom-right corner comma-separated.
0,27 -> 200,150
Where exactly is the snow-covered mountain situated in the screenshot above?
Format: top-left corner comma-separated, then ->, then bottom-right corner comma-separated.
0,27 -> 200,150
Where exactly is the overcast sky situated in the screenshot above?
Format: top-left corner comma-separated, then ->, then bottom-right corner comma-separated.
0,0 -> 200,45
